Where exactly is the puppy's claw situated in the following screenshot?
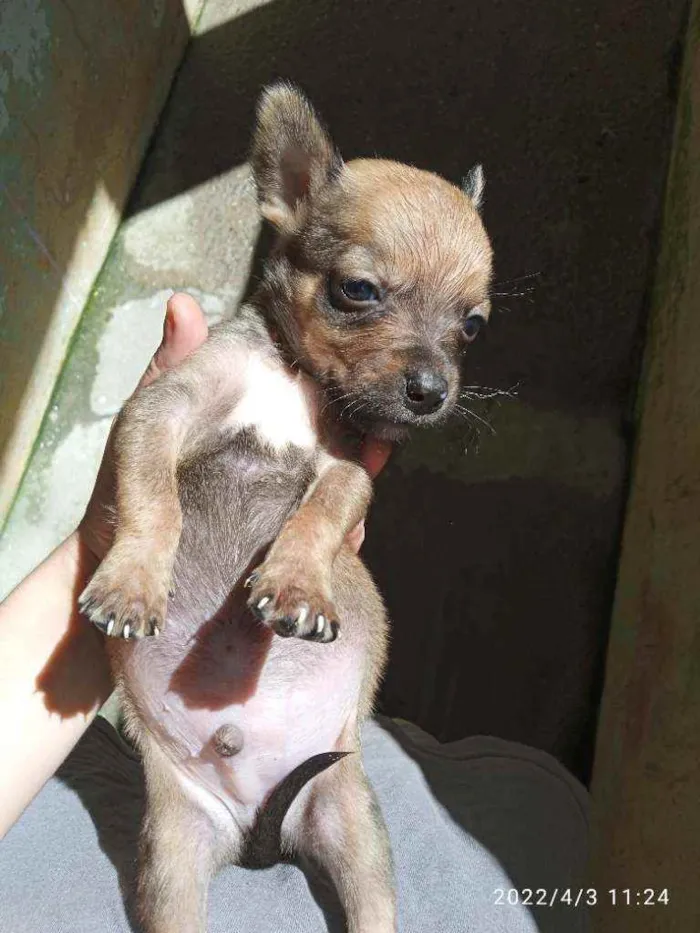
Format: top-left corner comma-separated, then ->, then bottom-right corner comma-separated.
272,616 -> 297,638
246,567 -> 340,643
296,606 -> 309,627
270,610 -> 338,643
251,595 -> 274,620
92,612 -> 111,635
78,554 -> 169,640
244,571 -> 260,589
306,615 -> 339,643
78,594 -> 93,614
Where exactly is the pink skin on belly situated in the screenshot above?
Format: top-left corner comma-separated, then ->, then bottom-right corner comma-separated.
118,605 -> 364,822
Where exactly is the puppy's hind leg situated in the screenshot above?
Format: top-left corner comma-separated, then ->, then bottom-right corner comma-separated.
289,752 -> 396,933
137,743 -> 239,933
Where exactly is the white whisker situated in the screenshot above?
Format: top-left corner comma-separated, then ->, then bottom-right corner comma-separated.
454,403 -> 497,436
460,382 -> 520,401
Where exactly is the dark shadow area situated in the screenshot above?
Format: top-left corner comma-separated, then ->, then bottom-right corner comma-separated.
366,468 -> 624,781
169,584 -> 274,709
297,862 -> 347,933
122,0 -> 687,780
35,535 -> 111,718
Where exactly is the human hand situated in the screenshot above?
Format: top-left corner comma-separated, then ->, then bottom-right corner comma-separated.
345,437 -> 392,552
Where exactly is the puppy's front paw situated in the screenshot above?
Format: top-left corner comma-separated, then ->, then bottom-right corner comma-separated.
245,565 -> 339,644
79,543 -> 169,639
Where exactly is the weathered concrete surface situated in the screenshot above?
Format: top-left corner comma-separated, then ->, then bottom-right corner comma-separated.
0,0 -> 204,525
0,0 -> 686,778
589,3 -> 700,927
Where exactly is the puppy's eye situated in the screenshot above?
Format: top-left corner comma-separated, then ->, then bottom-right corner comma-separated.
340,279 -> 380,303
463,314 -> 486,343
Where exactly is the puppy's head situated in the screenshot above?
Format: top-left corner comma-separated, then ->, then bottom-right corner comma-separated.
251,83 -> 493,440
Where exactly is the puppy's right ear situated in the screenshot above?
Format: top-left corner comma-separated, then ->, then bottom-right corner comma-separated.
462,164 -> 485,211
251,83 -> 342,235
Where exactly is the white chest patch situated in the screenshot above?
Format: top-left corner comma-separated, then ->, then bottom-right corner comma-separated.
225,353 -> 318,451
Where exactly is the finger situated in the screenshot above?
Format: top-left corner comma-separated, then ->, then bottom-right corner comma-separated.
138,292 -> 209,389
360,438 -> 393,479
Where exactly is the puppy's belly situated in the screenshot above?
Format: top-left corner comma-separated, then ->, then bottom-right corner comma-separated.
119,608 -> 364,826
113,427 -> 367,830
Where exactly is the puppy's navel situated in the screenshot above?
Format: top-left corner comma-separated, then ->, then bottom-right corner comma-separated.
212,723 -> 245,758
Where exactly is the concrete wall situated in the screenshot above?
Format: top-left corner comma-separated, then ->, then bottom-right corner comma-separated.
0,0 -> 203,525
589,3 -> 700,928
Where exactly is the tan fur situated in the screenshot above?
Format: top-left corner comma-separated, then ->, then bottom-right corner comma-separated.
256,149 -> 494,440
342,159 -> 492,300
247,457 -> 372,635
293,724 -> 395,933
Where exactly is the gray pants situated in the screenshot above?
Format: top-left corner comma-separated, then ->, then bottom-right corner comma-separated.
0,717 -> 589,932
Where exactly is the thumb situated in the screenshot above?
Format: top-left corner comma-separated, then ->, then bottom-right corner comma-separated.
138,292 -> 209,389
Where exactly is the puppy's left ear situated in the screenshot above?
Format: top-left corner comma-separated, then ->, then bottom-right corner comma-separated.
462,164 -> 485,211
251,82 -> 342,235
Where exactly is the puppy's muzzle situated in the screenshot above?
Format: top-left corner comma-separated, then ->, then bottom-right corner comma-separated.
403,368 -> 449,415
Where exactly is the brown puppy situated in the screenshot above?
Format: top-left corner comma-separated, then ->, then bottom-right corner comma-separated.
79,84 -> 493,933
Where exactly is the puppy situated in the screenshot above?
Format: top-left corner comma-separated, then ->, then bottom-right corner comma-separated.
80,83 -> 493,933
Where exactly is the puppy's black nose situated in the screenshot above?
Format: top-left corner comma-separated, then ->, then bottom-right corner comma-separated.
404,369 -> 449,414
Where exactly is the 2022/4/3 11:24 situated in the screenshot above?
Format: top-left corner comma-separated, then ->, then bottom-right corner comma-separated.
492,888 -> 670,908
